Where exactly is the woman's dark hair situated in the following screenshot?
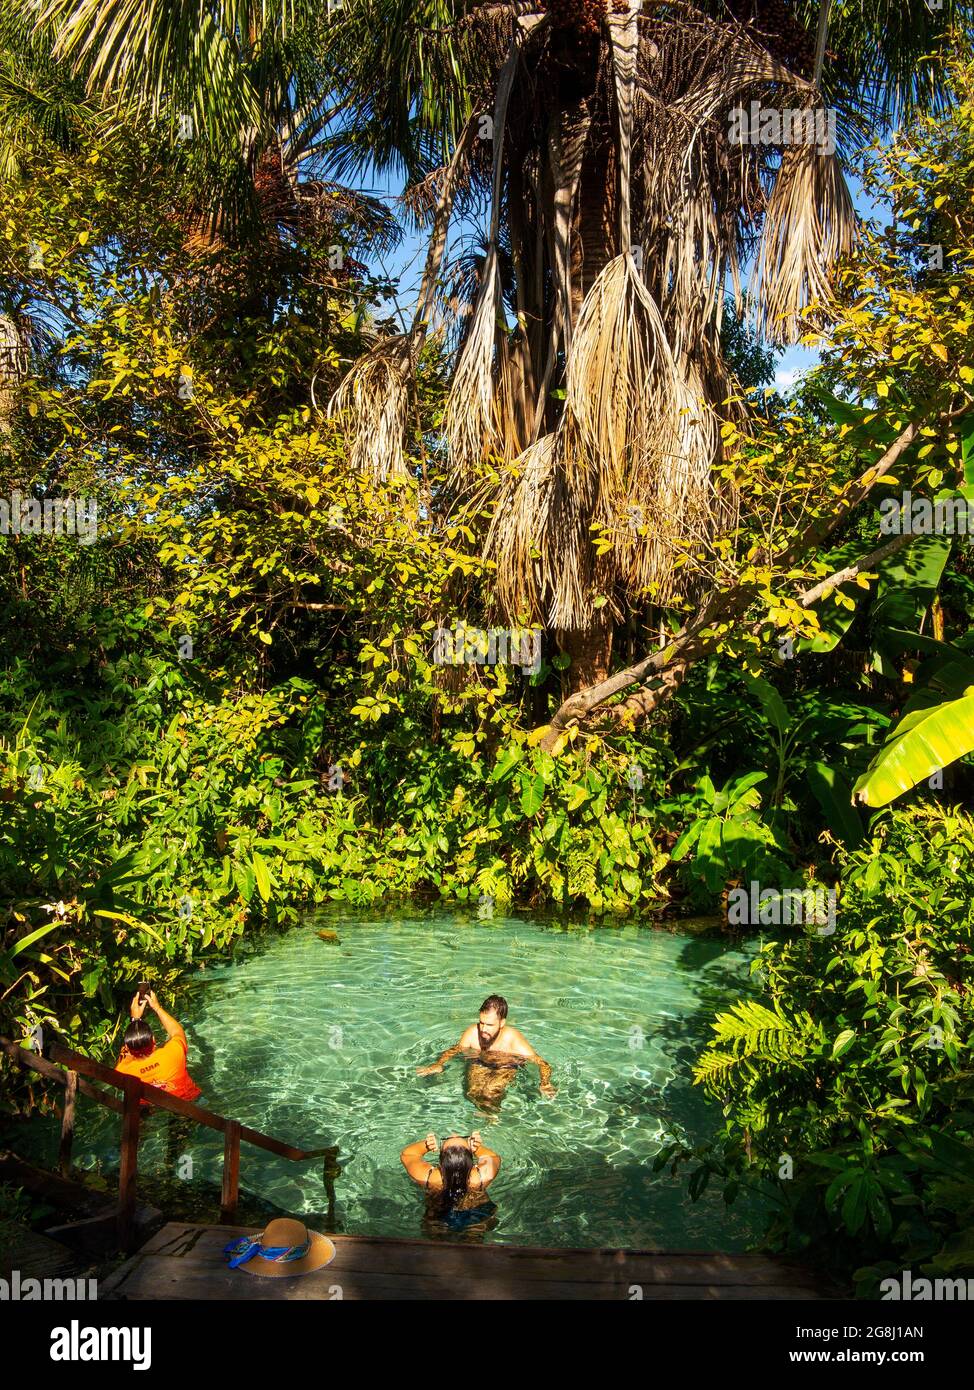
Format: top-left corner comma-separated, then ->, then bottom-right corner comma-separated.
480,995 -> 508,1019
436,1143 -> 475,1215
124,1019 -> 155,1059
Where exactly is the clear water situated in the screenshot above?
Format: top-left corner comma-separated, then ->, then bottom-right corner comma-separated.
11,911 -> 766,1250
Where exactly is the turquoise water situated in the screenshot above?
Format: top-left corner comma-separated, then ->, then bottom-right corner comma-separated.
12,911 -> 766,1249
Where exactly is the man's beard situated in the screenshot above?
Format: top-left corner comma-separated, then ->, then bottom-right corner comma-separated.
478,1027 -> 500,1050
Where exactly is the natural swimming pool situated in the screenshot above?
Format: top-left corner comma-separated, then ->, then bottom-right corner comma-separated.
13,910 -> 767,1250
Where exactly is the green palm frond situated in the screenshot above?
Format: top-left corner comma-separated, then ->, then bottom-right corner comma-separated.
0,1 -> 107,177
693,998 -> 819,1089
36,0 -> 264,141
323,0 -> 477,181
29,0 -> 343,229
791,0 -> 965,130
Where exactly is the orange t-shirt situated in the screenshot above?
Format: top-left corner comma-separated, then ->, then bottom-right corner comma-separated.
116,1034 -> 202,1102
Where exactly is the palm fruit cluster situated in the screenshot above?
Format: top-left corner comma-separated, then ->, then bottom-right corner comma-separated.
253,149 -> 294,222
724,0 -> 817,75
543,0 -> 609,39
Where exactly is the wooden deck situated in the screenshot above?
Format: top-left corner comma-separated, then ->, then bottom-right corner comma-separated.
100,1221 -> 831,1300
0,1218 -> 94,1284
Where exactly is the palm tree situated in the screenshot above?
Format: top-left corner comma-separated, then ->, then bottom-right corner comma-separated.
0,313 -> 27,433
4,2 -> 401,421
321,0 -> 961,684
25,0 -> 964,687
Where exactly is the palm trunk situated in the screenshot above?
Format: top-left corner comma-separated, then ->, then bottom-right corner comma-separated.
558,608 -> 613,692
0,315 -> 27,435
574,139 -> 617,308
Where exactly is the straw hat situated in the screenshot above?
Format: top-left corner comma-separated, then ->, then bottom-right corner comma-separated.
223,1218 -> 337,1278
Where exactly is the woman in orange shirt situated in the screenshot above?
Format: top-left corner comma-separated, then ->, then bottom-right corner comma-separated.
116,989 -> 202,1102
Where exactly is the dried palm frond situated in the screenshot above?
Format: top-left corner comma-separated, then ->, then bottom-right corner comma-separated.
484,430 -> 560,625
444,242 -> 506,476
484,423 -> 602,633
0,312 -> 29,435
444,37 -> 522,481
635,12 -> 808,347
561,6 -> 678,506
564,250 -> 680,501
525,102 -> 592,445
547,104 -> 593,360
601,351 -> 714,604
413,112 -> 480,330
659,362 -> 718,542
326,336 -> 414,482
399,167 -> 447,230
545,419 -> 605,631
751,140 -> 857,344
494,328 -> 531,463
606,3 -> 640,241
298,181 -> 402,259
326,115 -> 479,480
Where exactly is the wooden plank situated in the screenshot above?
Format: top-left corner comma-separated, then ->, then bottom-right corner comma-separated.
58,1069 -> 78,1177
102,1258 -> 821,1302
133,1221 -> 800,1269
220,1120 -> 241,1224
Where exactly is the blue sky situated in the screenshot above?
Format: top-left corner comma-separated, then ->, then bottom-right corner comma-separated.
772,165 -> 889,390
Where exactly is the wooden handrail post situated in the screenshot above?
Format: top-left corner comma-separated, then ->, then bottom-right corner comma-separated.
221,1118 -> 241,1224
58,1069 -> 78,1178
117,1075 -> 142,1253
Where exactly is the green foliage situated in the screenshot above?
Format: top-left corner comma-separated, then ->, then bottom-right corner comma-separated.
664,806 -> 974,1290
668,771 -> 787,894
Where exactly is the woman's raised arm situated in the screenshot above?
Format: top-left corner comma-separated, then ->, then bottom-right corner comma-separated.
400,1134 -> 437,1185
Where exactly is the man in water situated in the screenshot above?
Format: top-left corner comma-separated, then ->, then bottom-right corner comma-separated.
416,995 -> 555,1108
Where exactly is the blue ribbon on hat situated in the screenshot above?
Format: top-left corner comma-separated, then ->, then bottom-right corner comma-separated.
224,1234 -> 312,1269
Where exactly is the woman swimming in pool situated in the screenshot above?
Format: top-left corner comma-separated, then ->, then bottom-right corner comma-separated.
399,1131 -> 501,1227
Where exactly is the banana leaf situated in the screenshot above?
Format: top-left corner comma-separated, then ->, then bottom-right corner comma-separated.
853,692 -> 974,806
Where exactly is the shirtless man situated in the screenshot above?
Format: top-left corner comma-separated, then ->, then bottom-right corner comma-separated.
416,994 -> 556,1103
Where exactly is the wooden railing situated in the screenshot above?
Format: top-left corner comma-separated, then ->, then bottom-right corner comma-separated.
1,1036 -> 334,1251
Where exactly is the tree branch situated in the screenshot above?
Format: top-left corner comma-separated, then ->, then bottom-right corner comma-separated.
797,529 -> 915,610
